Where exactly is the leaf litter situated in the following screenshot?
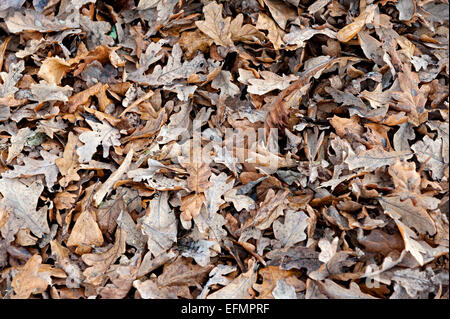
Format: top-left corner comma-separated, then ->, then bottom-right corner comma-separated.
0,0 -> 448,299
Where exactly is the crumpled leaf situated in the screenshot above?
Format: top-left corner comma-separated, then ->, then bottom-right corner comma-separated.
0,178 -> 49,238
2,150 -> 59,188
139,191 -> 177,258
195,2 -> 233,47
38,56 -> 71,85
273,210 -> 308,248
211,70 -> 240,97
11,254 -> 49,299
208,259 -> 257,299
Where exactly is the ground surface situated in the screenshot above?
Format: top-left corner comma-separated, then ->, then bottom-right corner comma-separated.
0,0 -> 448,299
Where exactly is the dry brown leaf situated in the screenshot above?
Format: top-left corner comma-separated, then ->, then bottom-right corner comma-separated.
67,209 -> 104,255
2,150 -> 59,188
93,148 -> 134,206
139,191 -> 177,258
11,254 -> 49,299
241,189 -> 289,231
55,132 -> 81,187
316,279 -> 378,299
180,161 -> 212,193
180,193 -> 205,221
336,4 -> 377,42
392,64 -> 428,126
208,259 -> 257,299
82,227 -> 126,286
50,240 -> 83,288
262,0 -> 297,30
273,210 -> 308,248
0,178 -> 49,238
195,2 -> 233,47
76,119 -> 121,163
256,13 -> 285,50
253,266 -> 305,299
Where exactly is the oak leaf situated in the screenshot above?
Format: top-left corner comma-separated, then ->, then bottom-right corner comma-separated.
273,210 -> 308,248
82,228 -> 126,286
246,71 -> 298,96
207,259 -> 257,299
55,132 -> 81,187
2,150 -> 59,188
11,254 -> 49,299
139,191 -> 177,257
180,161 -> 212,193
195,2 -> 233,47
0,178 -> 49,238
76,119 -> 121,163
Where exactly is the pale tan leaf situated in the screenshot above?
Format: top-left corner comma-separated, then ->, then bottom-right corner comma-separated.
76,119 -> 121,163
82,227 -> 126,286
195,2 -> 233,47
2,150 -> 59,188
208,259 -> 257,299
67,209 -> 104,254
11,254 -> 49,299
38,56 -> 71,85
0,178 -> 49,238
139,191 -> 177,257
93,148 -> 134,206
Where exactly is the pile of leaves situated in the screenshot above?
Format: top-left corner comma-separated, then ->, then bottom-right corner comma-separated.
0,0 -> 448,299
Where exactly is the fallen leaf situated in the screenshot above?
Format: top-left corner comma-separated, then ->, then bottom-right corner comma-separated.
336,4 -> 377,42
273,210 -> 308,248
82,227 -> 126,286
38,56 -> 71,85
93,148 -> 134,206
253,266 -> 304,298
67,209 -> 104,255
139,191 -> 177,257
195,2 -> 233,47
0,178 -> 49,238
11,254 -> 49,299
208,259 -> 257,299
2,150 -> 59,188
